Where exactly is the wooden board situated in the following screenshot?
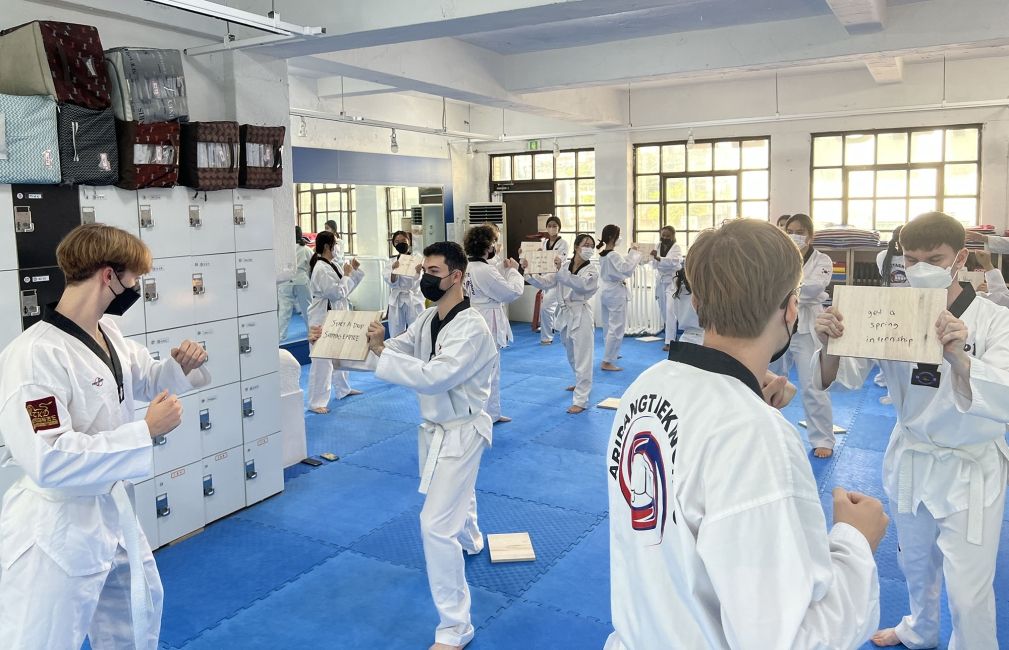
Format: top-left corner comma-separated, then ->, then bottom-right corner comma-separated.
597,397 -> 621,410
519,241 -> 543,258
799,421 -> 848,434
395,253 -> 425,274
958,269 -> 986,289
488,532 -> 536,563
525,249 -> 562,274
827,285 -> 945,364
310,310 -> 382,361
636,335 -> 662,343
634,242 -> 657,264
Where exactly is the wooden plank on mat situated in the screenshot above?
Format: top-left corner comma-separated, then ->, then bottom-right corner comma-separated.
827,285 -> 945,364
488,532 -> 536,563
310,310 -> 382,361
598,397 -> 621,410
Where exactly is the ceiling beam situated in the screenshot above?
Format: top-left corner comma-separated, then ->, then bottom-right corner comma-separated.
316,76 -> 398,99
825,0 -> 886,34
864,55 -> 903,83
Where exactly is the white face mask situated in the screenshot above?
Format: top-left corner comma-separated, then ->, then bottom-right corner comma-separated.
905,261 -> 956,289
580,247 -> 595,260
788,233 -> 808,247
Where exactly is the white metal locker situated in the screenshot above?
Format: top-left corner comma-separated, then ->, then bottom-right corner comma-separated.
151,392 -> 203,476
154,461 -> 204,545
144,257 -> 194,332
237,312 -> 279,380
189,192 -> 236,256
243,433 -> 283,506
145,325 -> 197,367
138,187 -> 191,259
235,249 -> 277,317
233,189 -> 274,252
193,319 -> 240,390
201,445 -> 246,524
0,185 -> 17,271
131,477 -> 160,550
192,254 -> 238,325
79,186 -> 139,235
0,271 -> 22,347
240,373 -> 280,444
197,382 -> 243,457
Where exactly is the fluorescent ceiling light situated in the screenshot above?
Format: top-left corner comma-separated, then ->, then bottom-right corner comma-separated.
145,0 -> 324,36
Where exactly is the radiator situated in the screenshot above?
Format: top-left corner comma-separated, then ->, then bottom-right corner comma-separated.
627,263 -> 662,336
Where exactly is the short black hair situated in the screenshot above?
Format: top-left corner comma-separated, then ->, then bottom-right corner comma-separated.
423,241 -> 468,275
464,224 -> 497,259
776,214 -> 791,226
785,213 -> 814,236
901,212 -> 966,252
545,215 -> 561,229
390,230 -> 411,243
599,224 -> 620,249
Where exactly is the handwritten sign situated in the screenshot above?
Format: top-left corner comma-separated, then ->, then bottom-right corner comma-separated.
395,253 -> 425,274
310,310 -> 382,361
827,286 -> 945,364
957,270 -> 986,290
519,241 -> 543,258
525,250 -> 562,275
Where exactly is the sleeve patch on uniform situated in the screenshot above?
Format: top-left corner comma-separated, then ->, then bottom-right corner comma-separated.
25,396 -> 60,432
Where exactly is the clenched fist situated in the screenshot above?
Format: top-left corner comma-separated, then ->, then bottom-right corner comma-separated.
171,340 -> 208,375
145,390 -> 182,438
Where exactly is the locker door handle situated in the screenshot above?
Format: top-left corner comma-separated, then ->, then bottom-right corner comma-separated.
139,205 -> 154,229
14,207 -> 34,233
239,335 -> 252,354
154,435 -> 167,446
233,205 -> 246,226
189,205 -> 202,228
156,493 -> 171,518
242,398 -> 255,418
245,460 -> 257,480
143,279 -> 159,303
199,408 -> 212,431
203,475 -> 215,497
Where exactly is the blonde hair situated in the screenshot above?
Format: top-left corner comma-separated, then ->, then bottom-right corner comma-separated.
56,224 -> 153,284
686,220 -> 802,338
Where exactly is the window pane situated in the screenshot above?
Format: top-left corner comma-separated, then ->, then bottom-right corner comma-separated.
909,168 -> 938,197
312,183 -> 326,190
534,153 -> 554,179
945,128 -> 978,162
636,147 -> 660,174
911,129 -> 943,163
405,187 -> 420,205
813,200 -> 843,227
714,141 -> 740,170
942,198 -> 977,224
741,170 -> 769,199
848,199 -> 874,230
636,175 -> 660,203
688,177 -> 713,202
845,134 -> 875,165
555,152 -> 576,178
877,132 -> 909,165
556,206 -> 576,226
578,206 -> 596,232
909,198 -> 938,218
714,175 -> 737,201
877,170 -> 908,198
514,155 -> 533,180
849,170 -> 875,198
813,136 -> 843,167
299,193 -> 311,213
578,179 -> 596,205
944,163 -> 978,196
491,157 -> 511,181
688,202 -> 714,230
316,194 -> 328,211
555,180 -> 576,206
662,144 -> 686,173
666,177 -> 687,202
741,139 -> 769,169
740,200 -> 769,220
876,199 -> 907,230
388,190 -> 403,210
715,202 -> 738,222
636,204 -> 661,231
577,150 -> 595,177
687,142 -> 713,172
665,203 -> 687,231
813,168 -> 842,199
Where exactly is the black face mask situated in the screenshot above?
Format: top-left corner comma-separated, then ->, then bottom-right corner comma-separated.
770,303 -> 799,363
420,273 -> 452,302
488,247 -> 496,260
394,242 -> 410,255
105,272 -> 141,316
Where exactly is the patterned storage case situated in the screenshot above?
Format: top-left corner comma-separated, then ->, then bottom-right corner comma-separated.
0,93 -> 61,184
115,120 -> 179,190
105,47 -> 188,123
0,21 -> 111,110
57,104 -> 118,185
179,121 -> 240,191
239,125 -> 285,189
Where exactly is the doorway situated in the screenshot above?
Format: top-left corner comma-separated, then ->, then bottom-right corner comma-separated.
500,189 -> 554,260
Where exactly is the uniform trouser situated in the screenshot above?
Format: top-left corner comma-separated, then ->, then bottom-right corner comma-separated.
655,282 -> 673,343
419,426 -> 487,647
561,322 -> 594,408
601,289 -> 628,364
0,544 -> 163,650
539,288 -> 559,343
485,352 -> 502,421
307,357 -> 354,409
787,331 -> 834,449
388,297 -> 423,339
277,282 -> 311,340
893,489 -> 1006,650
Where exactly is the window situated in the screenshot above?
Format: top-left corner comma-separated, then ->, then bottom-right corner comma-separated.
811,125 -> 981,241
294,183 -> 358,253
490,149 -> 596,238
386,186 -> 421,253
633,137 -> 770,249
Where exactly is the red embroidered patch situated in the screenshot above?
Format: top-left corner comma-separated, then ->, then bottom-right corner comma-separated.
25,396 -> 60,432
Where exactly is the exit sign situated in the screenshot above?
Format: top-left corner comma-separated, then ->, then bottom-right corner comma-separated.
526,139 -> 541,151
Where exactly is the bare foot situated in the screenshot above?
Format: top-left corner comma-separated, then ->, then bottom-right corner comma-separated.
346,389 -> 363,396
870,629 -> 901,646
601,362 -> 623,372
309,407 -> 329,414
813,447 -> 833,458
565,385 -> 575,391
495,416 -> 512,424
662,344 -> 670,351
567,405 -> 586,414
429,643 -> 466,650
540,340 -> 552,346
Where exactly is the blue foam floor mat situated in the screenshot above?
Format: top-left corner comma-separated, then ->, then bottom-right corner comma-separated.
143,323 -> 1008,649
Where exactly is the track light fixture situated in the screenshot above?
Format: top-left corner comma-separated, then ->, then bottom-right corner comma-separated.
390,129 -> 399,154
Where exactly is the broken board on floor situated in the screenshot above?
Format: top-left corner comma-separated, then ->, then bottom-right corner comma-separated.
636,336 -> 662,343
798,421 -> 847,434
597,397 -> 621,410
488,532 -> 536,563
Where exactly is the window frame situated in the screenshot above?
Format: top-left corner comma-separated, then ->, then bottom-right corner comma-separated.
294,183 -> 357,254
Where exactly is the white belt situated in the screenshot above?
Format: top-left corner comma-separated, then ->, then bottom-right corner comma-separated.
417,414 -> 482,495
22,479 -> 152,648
897,443 -> 985,545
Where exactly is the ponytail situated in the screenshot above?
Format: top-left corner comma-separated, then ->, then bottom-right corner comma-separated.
881,225 -> 903,287
673,267 -> 691,298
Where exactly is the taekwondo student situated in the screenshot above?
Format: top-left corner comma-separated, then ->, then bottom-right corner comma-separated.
463,225 -> 524,424
597,224 -> 641,372
668,266 -> 703,345
649,226 -> 683,351
385,230 -> 425,337
815,212 -> 1009,650
278,226 -> 313,340
307,230 -> 365,413
524,234 -> 599,414
783,213 -> 837,458
878,225 -> 909,288
323,219 -> 346,264
968,250 -> 1009,308
0,224 -> 210,650
537,215 -> 569,345
365,241 -> 498,650
605,219 -> 886,650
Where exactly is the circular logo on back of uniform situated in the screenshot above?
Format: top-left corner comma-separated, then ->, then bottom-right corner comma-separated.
617,414 -> 670,546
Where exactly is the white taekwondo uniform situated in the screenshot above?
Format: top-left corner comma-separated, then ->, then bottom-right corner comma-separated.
649,243 -> 683,344
599,249 -> 642,364
384,254 -> 425,338
374,299 -> 497,648
526,259 -> 599,409
978,268 -> 1009,308
606,343 -> 879,650
668,281 -> 703,345
307,258 -> 364,409
278,242 -> 313,340
815,283 -> 1009,650
463,258 -> 523,421
0,309 -> 210,650
538,235 -> 569,344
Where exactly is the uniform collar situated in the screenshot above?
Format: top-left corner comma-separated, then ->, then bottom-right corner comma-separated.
667,341 -> 763,399
467,257 -> 488,264
42,304 -> 125,403
802,247 -> 815,265
950,281 -> 976,318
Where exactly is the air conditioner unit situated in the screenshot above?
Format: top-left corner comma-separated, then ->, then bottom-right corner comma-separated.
459,202 -> 507,247
410,204 -> 445,251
